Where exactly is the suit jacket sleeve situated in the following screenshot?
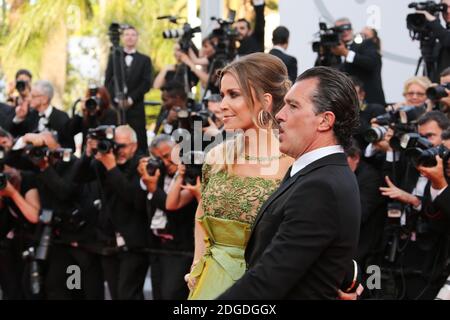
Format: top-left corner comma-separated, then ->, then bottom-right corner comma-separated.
128,55 -> 153,103
104,167 -> 146,212
358,168 -> 383,225
218,179 -> 339,300
350,41 -> 380,72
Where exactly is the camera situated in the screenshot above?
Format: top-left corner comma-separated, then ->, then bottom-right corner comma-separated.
85,86 -> 100,114
181,151 -> 204,186
427,83 -> 450,100
146,157 -> 163,176
364,126 -> 389,143
406,143 -> 450,167
24,145 -> 73,163
407,1 -> 447,36
163,22 -> 201,52
108,22 -> 124,47
312,22 -> 343,53
15,80 -> 27,93
87,125 -> 116,154
177,107 -> 212,132
210,17 -> 239,60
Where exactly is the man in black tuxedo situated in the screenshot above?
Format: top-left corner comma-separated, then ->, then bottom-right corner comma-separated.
105,25 -> 152,154
269,26 -> 298,84
75,125 -> 149,299
219,66 -> 361,300
235,0 -> 265,56
138,134 -> 196,300
331,18 -> 385,105
8,80 -> 73,149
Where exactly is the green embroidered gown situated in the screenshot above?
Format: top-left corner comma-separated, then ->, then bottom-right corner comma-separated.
188,164 -> 280,300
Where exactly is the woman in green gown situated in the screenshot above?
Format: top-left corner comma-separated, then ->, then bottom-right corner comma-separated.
184,53 -> 293,299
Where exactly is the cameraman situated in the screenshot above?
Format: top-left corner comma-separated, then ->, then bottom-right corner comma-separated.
331,18 -> 386,105
234,0 -> 266,56
418,0 -> 450,81
76,125 -> 149,300
6,69 -> 32,108
21,132 -> 103,300
137,135 -> 196,300
0,129 -> 40,300
65,86 -> 118,151
154,81 -> 188,135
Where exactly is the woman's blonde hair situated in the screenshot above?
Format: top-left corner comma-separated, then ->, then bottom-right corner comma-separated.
208,53 -> 291,174
403,76 -> 432,95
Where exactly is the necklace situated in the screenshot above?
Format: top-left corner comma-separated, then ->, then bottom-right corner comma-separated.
243,153 -> 286,162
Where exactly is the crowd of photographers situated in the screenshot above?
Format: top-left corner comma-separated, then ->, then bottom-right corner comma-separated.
2,0 -> 450,300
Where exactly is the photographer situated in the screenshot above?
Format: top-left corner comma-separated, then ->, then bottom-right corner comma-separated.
64,86 -> 118,151
154,81 -> 189,135
9,80 -> 73,149
0,129 -> 40,299
137,135 -> 196,300
429,67 -> 450,118
234,0 -> 266,56
331,18 -> 386,105
105,25 -> 152,154
6,69 -> 32,108
20,131 -> 103,300
76,125 -> 148,300
416,0 -> 450,81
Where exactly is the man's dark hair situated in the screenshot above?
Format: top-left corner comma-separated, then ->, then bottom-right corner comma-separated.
15,69 -> 32,80
237,18 -> 251,30
440,66 -> 450,79
418,110 -> 450,130
161,81 -> 187,101
296,66 -> 360,149
0,127 -> 12,139
442,128 -> 450,140
272,26 -> 290,45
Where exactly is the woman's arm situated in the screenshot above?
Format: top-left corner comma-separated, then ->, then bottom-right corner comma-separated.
165,165 -> 195,211
10,185 -> 40,224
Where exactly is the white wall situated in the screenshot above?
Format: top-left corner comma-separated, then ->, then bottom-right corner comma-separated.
279,0 -> 424,103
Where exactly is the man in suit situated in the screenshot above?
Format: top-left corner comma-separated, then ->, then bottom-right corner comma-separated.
234,0 -> 265,56
219,66 -> 361,300
76,125 -> 149,299
331,18 -> 386,105
0,103 -> 14,132
105,25 -> 153,154
138,134 -> 196,300
269,26 -> 298,84
9,80 -> 73,149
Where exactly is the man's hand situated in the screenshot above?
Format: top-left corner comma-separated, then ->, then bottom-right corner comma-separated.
95,150 -> 117,171
85,138 -> 98,158
416,10 -> 437,22
337,284 -> 364,300
331,42 -> 350,57
138,157 -> 160,193
380,176 -> 421,206
418,156 -> 448,190
23,133 -> 46,147
0,181 -> 19,198
181,176 -> 202,202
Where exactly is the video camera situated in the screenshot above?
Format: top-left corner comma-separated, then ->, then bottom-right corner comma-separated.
312,22 -> 346,52
210,17 -> 239,61
162,21 -> 201,53
87,125 -> 116,154
407,1 -> 447,38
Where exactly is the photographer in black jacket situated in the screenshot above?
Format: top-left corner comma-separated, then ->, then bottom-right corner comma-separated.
20,131 -> 103,300
76,125 -> 148,300
234,0 -> 266,56
418,0 -> 450,81
137,134 -> 196,300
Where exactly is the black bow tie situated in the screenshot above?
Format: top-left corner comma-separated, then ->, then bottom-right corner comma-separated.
124,52 -> 135,57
